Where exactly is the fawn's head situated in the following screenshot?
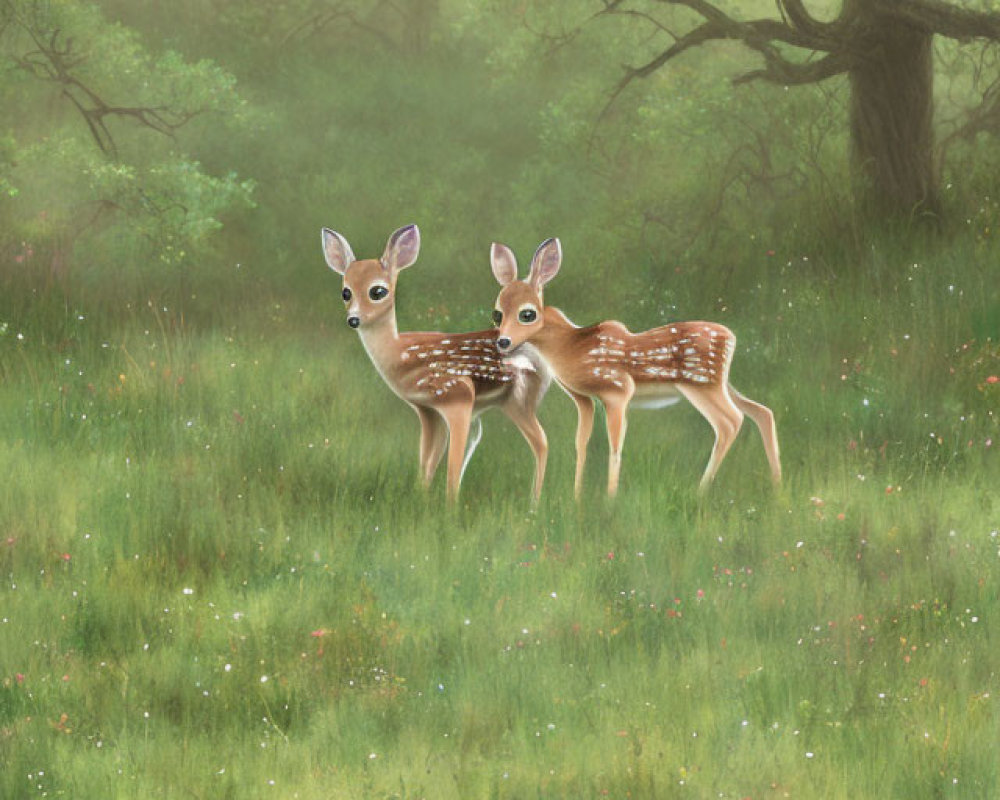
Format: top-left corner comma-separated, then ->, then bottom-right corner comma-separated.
490,237 -> 562,353
322,224 -> 420,329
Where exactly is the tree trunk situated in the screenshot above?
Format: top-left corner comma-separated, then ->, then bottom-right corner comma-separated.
848,6 -> 938,219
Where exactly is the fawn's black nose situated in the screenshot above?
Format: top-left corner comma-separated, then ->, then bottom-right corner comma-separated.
347,316 -> 360,329
497,336 -> 512,351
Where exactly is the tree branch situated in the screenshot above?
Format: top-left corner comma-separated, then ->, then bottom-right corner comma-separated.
599,4 -> 681,39
280,1 -> 405,51
778,0 -> 848,40
874,0 -> 1000,41
9,15 -> 212,160
734,50 -> 850,85
604,0 -> 845,110
937,71 -> 1000,170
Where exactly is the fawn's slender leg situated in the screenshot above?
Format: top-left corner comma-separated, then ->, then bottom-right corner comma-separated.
416,406 -> 447,487
459,416 -> 484,483
728,385 -> 781,484
601,383 -> 634,498
503,403 -> 548,506
677,384 -> 744,492
566,390 -> 595,500
440,395 -> 474,503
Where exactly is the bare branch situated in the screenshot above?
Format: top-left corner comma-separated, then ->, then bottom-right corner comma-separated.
617,18 -> 725,85
937,70 -> 1000,171
9,14 -> 213,160
599,5 -> 681,39
734,51 -> 850,85
601,0 -> 844,116
778,0 -> 845,39
282,6 -> 399,51
873,0 -> 1000,42
61,87 -> 116,157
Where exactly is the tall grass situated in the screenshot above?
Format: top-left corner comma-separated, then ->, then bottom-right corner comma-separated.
1,230 -> 997,798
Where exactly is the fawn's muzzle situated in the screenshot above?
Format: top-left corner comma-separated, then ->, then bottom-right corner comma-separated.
497,336 -> 512,351
347,316 -> 360,329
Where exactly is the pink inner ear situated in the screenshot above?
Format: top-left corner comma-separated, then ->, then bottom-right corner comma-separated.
530,240 -> 561,287
323,229 -> 354,274
491,244 -> 518,286
386,226 -> 420,270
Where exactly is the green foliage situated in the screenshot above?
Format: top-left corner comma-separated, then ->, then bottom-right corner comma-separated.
0,0 -> 253,277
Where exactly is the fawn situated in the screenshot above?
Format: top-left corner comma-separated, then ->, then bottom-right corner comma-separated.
490,237 -> 781,498
322,224 -> 551,502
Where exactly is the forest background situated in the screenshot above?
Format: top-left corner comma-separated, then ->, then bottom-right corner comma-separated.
1,1 -> 998,797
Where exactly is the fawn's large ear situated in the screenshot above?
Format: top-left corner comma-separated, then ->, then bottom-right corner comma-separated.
490,242 -> 518,286
322,228 -> 355,275
381,224 -> 421,273
527,237 -> 562,290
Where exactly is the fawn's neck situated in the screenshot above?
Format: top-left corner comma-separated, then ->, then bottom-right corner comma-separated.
357,313 -> 402,382
531,307 -> 579,372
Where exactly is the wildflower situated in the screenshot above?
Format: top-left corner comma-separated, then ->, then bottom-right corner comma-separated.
987,376 -> 999,384
52,713 -> 71,733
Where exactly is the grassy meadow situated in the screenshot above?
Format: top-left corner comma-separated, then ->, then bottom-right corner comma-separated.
2,1 -> 1000,796
1,229 -> 997,798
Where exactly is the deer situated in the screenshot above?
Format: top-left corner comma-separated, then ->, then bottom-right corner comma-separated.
489,237 -> 781,499
322,224 -> 551,503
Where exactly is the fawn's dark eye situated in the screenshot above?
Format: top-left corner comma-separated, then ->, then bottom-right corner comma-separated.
492,309 -> 503,326
369,285 -> 389,301
341,287 -> 352,302
518,307 -> 537,324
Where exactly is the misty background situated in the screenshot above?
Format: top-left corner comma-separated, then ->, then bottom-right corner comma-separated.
2,0 -> 997,323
